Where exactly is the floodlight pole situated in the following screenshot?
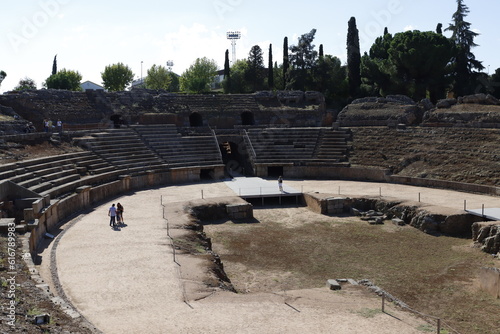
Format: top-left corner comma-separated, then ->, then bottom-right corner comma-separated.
227,31 -> 241,64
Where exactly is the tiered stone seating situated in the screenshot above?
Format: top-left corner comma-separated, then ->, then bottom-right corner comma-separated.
76,128 -> 167,174
246,127 -> 350,166
131,124 -> 223,168
172,95 -> 261,115
313,128 -> 352,164
0,151 -> 121,198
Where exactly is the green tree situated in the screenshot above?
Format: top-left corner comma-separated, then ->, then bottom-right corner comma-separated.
436,23 -> 443,35
268,44 -> 274,90
0,70 -> 6,87
101,63 -> 134,91
180,57 -> 218,93
246,45 -> 265,92
318,44 -> 324,58
289,29 -> 318,91
446,0 -> 484,96
52,55 -> 57,75
314,55 -> 348,108
388,30 -> 455,101
283,37 -> 289,89
272,61 -> 284,91
45,69 -> 82,91
361,30 -> 396,96
223,60 -> 251,93
144,64 -> 172,90
167,72 -> 180,92
490,68 -> 500,99
14,77 -> 37,91
347,17 -> 361,98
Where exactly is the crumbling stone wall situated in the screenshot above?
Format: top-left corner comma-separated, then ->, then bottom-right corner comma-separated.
472,222 -> 500,255
0,89 -> 326,130
337,95 -> 428,127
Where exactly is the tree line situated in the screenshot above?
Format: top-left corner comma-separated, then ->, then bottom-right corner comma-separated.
3,0 -> 500,109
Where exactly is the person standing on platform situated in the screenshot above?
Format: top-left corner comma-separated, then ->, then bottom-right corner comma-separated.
278,176 -> 283,192
108,204 -> 117,227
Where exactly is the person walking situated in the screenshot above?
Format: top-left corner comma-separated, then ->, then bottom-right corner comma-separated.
108,204 -> 117,227
116,203 -> 124,225
56,119 -> 63,134
278,176 -> 283,193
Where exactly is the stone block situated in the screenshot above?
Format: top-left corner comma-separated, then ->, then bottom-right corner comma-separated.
327,279 -> 341,290
392,218 -> 405,226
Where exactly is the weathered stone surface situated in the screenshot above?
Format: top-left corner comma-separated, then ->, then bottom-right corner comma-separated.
436,98 -> 457,109
392,218 -> 405,226
326,279 -> 341,290
473,222 -> 500,254
459,93 -> 500,105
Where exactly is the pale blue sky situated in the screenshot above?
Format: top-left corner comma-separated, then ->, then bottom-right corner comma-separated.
1,0 -> 498,92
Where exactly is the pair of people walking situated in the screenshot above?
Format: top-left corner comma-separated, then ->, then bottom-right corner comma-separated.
108,203 -> 124,227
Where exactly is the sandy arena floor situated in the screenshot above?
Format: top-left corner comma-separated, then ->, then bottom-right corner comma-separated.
36,180 -> 500,333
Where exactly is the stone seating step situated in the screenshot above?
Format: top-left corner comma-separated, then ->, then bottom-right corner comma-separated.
76,158 -> 109,168
39,170 -> 125,198
164,155 -> 222,163
90,166 -> 118,175
100,150 -> 159,159
30,164 -> 75,177
16,152 -> 92,169
0,169 -> 17,181
29,174 -> 81,194
155,147 -> 220,154
18,176 -> 43,188
87,161 -> 112,170
39,168 -> 79,183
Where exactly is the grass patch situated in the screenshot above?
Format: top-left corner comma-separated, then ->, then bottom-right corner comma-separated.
353,307 -> 382,318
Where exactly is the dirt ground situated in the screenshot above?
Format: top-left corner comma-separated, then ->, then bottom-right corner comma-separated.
18,180 -> 498,334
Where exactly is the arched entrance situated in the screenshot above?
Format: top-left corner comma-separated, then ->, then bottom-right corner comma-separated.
241,111 -> 255,126
219,141 -> 247,177
110,114 -> 124,128
189,112 -> 203,127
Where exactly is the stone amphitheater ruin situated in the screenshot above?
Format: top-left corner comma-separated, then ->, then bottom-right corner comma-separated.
1,89 -> 500,333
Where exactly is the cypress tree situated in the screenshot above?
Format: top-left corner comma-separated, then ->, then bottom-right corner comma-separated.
347,17 -> 361,98
283,36 -> 289,89
224,49 -> 230,78
223,49 -> 231,93
319,44 -> 324,58
446,0 -> 484,96
436,23 -> 443,35
52,55 -> 57,75
268,44 -> 274,90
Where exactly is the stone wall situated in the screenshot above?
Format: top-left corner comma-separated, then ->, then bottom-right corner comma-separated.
303,192 -> 483,237
0,90 -> 326,130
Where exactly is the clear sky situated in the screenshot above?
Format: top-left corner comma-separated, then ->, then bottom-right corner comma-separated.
1,0 -> 498,93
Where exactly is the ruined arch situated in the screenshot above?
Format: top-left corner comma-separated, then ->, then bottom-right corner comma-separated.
241,111 -> 255,126
189,112 -> 203,127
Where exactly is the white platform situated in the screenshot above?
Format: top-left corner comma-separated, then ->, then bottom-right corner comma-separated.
467,208 -> 500,221
223,177 -> 301,198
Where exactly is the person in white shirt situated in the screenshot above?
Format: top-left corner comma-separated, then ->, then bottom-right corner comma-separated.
108,204 -> 117,227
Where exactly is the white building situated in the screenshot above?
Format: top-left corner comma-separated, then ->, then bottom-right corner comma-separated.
80,80 -> 105,91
